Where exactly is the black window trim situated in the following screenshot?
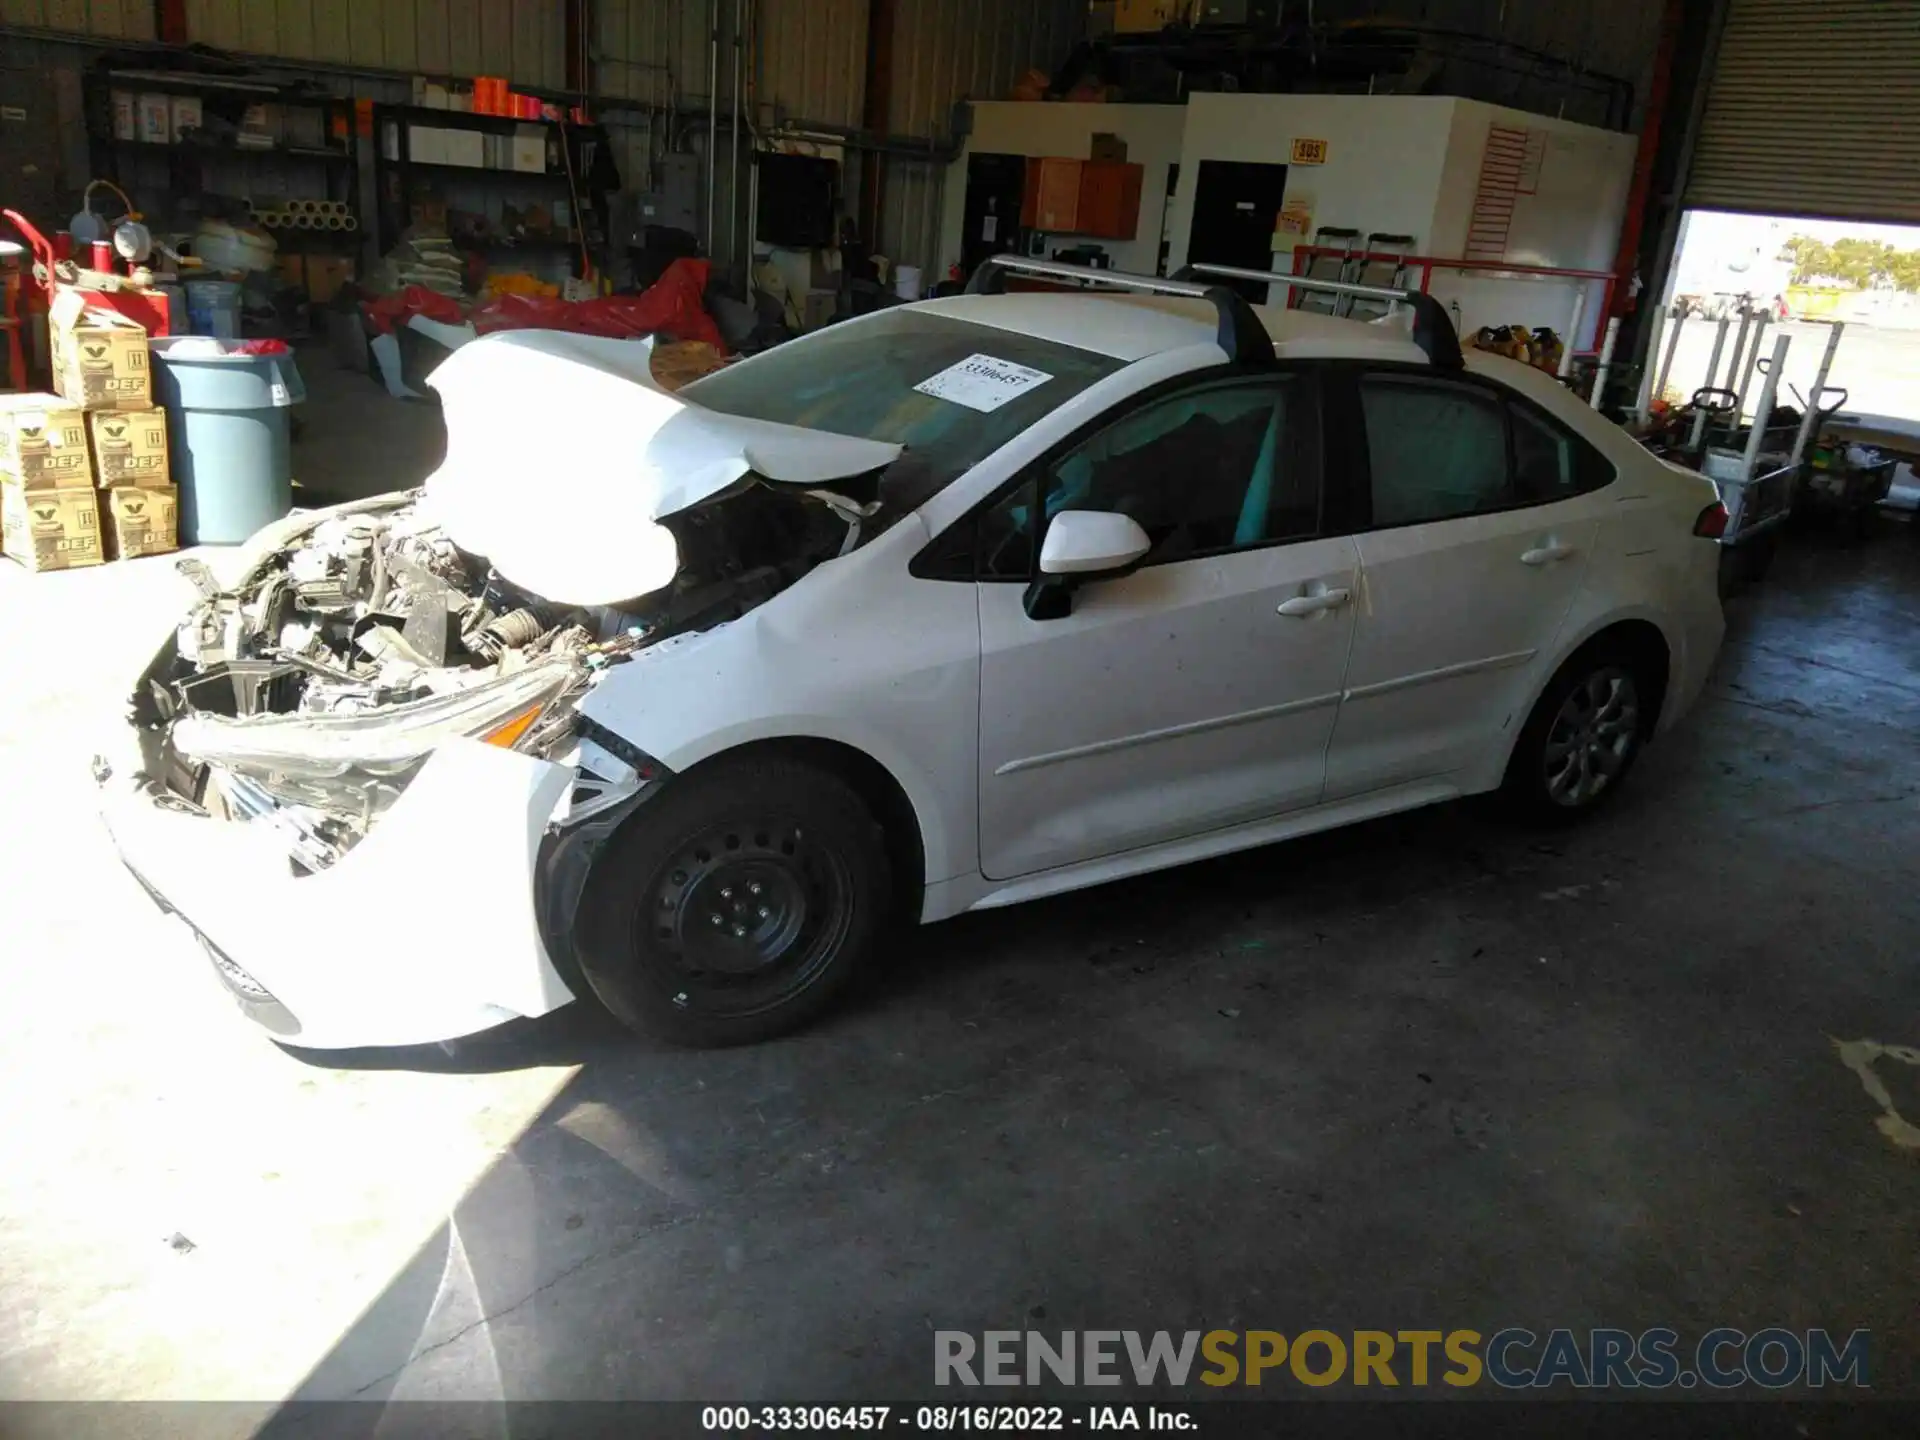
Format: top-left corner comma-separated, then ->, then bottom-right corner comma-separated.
909,361 -> 1334,584
1333,360 -> 1618,536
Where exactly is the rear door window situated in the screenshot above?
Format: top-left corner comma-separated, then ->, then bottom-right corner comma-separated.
1358,375 -> 1512,526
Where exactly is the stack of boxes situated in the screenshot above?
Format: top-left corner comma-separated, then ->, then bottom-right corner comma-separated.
0,293 -> 177,572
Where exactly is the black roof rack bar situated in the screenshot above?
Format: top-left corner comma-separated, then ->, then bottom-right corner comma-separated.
965,255 -> 1276,368
1175,261 -> 1465,371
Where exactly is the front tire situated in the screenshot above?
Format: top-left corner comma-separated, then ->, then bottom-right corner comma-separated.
1502,647 -> 1649,824
573,757 -> 890,1046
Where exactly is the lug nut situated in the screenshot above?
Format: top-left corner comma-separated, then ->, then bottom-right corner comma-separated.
749,883 -> 762,896
710,914 -> 724,926
757,906 -> 769,919
720,886 -> 733,900
731,924 -> 746,937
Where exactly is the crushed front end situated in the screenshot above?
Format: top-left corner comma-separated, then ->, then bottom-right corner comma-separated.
97,479 -> 855,1048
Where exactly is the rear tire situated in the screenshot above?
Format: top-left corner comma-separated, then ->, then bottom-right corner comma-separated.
1501,645 -> 1651,825
573,757 -> 890,1046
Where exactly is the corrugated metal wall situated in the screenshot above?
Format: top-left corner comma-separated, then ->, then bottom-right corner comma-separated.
0,0 -> 152,38
879,0 -> 1082,280
1324,0 -> 1665,127
179,0 -> 567,85
582,0 -> 1075,278
2,0 -> 1657,285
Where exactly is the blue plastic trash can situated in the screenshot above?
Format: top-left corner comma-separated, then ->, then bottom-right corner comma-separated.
151,338 -> 306,545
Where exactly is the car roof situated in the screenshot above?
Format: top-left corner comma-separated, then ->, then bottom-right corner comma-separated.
910,290 -> 1431,366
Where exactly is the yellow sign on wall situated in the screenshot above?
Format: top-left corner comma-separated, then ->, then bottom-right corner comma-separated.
1291,138 -> 1329,165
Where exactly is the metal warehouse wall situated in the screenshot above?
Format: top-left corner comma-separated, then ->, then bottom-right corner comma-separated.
587,0 -> 1082,279
0,0 -> 151,37
179,0 -> 568,86
879,0 -> 1083,281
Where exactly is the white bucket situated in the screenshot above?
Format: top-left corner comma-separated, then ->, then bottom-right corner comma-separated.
894,265 -> 923,301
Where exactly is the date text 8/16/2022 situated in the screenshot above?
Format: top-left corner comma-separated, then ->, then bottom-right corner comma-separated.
701,1405 -> 1196,1431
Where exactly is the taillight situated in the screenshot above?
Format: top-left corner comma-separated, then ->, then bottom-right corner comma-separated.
1693,502 -> 1729,539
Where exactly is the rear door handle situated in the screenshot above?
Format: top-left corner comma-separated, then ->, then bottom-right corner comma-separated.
1521,543 -> 1574,566
1277,587 -> 1351,617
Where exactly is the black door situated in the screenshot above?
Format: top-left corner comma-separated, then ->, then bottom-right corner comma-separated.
960,152 -> 1027,280
1187,160 -> 1289,300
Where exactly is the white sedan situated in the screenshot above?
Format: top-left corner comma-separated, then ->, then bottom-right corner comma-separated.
96,261 -> 1725,1049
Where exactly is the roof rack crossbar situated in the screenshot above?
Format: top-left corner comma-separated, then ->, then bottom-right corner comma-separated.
965,254 -> 1276,367
1176,261 -> 1465,371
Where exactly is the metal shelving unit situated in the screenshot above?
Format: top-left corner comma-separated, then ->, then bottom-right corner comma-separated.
83,66 -> 362,255
370,103 -> 600,272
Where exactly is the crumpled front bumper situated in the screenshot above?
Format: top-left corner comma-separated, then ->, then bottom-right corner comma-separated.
97,727 -> 583,1050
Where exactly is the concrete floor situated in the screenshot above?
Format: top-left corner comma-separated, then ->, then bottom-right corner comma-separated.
2,347 -> 1918,1418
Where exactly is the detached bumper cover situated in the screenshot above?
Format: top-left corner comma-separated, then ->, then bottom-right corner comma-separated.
98,732 -> 581,1050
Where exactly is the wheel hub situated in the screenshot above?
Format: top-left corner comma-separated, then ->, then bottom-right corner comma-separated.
1544,667 -> 1641,808
646,821 -> 851,992
685,859 -> 808,974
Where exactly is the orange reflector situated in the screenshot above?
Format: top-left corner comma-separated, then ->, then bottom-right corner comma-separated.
482,704 -> 545,750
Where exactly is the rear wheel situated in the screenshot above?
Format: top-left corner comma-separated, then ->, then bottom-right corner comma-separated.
574,758 -> 890,1046
1502,648 -> 1649,824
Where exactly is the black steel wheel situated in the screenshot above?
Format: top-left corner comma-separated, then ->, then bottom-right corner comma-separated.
574,757 -> 890,1046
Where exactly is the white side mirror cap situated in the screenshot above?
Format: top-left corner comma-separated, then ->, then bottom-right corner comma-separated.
1038,510 -> 1152,576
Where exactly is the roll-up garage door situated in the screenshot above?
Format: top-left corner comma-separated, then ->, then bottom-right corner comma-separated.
1686,0 -> 1920,222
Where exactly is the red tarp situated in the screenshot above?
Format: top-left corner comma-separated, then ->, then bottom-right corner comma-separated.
363,259 -> 724,351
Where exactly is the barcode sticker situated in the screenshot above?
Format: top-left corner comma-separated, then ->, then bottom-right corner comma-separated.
270,382 -> 291,406
913,354 -> 1052,413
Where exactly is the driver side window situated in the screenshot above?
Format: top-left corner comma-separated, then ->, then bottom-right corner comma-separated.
976,374 -> 1321,580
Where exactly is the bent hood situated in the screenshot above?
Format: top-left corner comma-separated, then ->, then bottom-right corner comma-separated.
424,330 -> 902,605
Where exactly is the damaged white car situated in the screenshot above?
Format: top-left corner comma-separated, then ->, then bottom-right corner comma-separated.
98,260 -> 1724,1049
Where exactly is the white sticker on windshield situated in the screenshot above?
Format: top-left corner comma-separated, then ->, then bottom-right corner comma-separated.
914,353 -> 1053,413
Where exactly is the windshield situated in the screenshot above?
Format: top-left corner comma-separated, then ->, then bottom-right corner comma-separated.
682,310 -> 1125,509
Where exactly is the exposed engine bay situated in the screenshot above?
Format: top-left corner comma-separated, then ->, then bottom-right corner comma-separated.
137,481 -> 859,871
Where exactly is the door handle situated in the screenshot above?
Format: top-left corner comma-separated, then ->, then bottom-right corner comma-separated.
1521,543 -> 1574,566
1277,587 -> 1351,617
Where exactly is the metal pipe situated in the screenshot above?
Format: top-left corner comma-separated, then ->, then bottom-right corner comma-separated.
1789,322 -> 1845,469
1652,302 -> 1685,410
1733,311 -> 1770,419
985,256 -> 1213,298
1590,315 -> 1622,411
1635,304 -> 1667,424
747,144 -> 760,265
1182,261 -> 1410,307
706,0 -> 719,255
730,0 -> 743,278
1558,288 -> 1587,378
1687,316 -> 1732,451
1739,332 -> 1791,482
1723,306 -> 1753,416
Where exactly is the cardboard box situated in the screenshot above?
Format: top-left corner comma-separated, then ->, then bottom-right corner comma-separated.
443,129 -> 486,168
89,408 -> 170,488
0,393 -> 92,489
50,290 -> 153,411
306,256 -> 356,305
1115,0 -> 1182,33
137,93 -> 171,143
100,485 -> 179,560
169,94 -> 203,141
1,482 -> 102,572
512,125 -> 547,173
1090,132 -> 1128,163
802,289 -> 838,331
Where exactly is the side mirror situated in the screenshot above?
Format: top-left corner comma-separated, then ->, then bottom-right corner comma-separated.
1025,510 -> 1152,621
1038,510 -> 1151,577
